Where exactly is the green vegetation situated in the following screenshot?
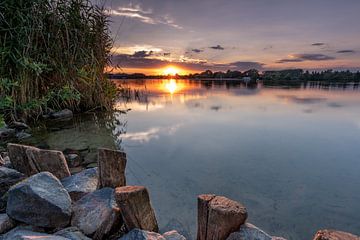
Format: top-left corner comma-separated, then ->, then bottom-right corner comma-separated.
0,0 -> 116,123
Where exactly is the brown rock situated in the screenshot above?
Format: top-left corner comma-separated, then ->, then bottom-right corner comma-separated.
7,144 -> 38,176
314,229 -> 360,240
98,148 -> 126,188
115,186 -> 159,232
197,194 -> 247,240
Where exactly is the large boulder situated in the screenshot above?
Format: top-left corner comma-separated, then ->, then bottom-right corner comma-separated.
2,226 -> 69,240
226,223 -> 273,240
0,167 -> 26,196
0,127 -> 15,140
7,144 -> 39,176
119,228 -> 164,240
6,172 -> 72,228
163,230 -> 187,240
0,213 -> 16,234
61,168 -> 98,201
55,227 -> 92,240
71,187 -> 122,239
313,229 -> 359,240
98,148 -> 127,188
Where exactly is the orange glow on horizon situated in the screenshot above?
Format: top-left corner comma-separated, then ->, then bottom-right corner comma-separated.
161,66 -> 182,76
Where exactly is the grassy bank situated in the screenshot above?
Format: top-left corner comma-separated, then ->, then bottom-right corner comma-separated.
0,0 -> 116,123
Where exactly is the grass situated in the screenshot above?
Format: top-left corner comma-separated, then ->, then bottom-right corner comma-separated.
0,0 -> 116,123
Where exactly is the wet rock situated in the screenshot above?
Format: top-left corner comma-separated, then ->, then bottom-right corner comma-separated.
2,226 -> 69,240
98,148 -> 127,188
119,228 -> 164,240
0,213 -> 16,234
163,230 -> 186,240
6,172 -> 72,228
55,227 -> 92,240
7,143 -> 41,176
71,187 -> 121,239
15,131 -> 32,140
50,109 -> 73,119
226,223 -> 272,240
313,229 -> 359,240
115,186 -> 158,232
0,127 -> 15,140
66,154 -> 82,168
197,194 -> 247,240
0,167 -> 26,196
61,168 -> 98,201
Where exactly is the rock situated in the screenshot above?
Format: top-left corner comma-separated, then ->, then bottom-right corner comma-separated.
66,154 -> 82,168
0,213 -> 16,234
7,143 -> 71,179
313,229 -> 360,240
2,226 -> 69,240
163,230 -> 186,240
98,148 -> 127,188
71,187 -> 121,239
0,167 -> 26,196
226,223 -> 272,240
115,186 -> 158,232
0,127 -> 16,140
6,172 -> 72,228
15,131 -> 32,140
55,227 -> 92,240
119,228 -> 164,240
0,155 -> 4,166
50,109 -> 73,119
61,168 -> 98,201
197,194 -> 247,240
8,121 -> 30,130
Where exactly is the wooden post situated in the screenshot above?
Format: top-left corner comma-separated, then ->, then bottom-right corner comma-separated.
98,148 -> 127,188
115,186 -> 159,232
197,194 -> 248,240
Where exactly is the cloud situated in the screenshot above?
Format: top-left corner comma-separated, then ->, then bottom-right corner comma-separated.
209,45 -> 225,50
107,4 -> 182,29
312,43 -> 325,46
191,49 -> 203,53
337,50 -> 356,53
122,124 -> 182,143
215,61 -> 264,70
132,50 -> 154,58
276,53 -> 335,63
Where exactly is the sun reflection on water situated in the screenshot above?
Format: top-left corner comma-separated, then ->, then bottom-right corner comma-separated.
163,79 -> 183,94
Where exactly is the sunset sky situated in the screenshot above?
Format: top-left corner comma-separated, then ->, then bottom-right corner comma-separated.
103,0 -> 360,74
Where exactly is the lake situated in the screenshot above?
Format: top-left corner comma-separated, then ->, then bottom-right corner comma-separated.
27,79 -> 360,239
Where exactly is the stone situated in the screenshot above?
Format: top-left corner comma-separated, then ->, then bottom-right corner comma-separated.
8,121 -> 30,130
0,127 -> 15,140
55,227 -> 92,240
0,167 -> 26,196
0,213 -> 16,234
25,147 -> 71,179
119,228 -> 164,240
71,187 -> 121,239
7,143 -> 40,176
50,109 -> 74,119
197,194 -> 247,240
66,154 -> 82,168
2,226 -> 69,240
6,172 -> 72,228
15,131 -> 32,140
226,223 -> 272,240
61,168 -> 98,201
163,230 -> 187,240
98,148 -> 127,188
313,229 -> 360,240
115,186 -> 158,232
0,155 -> 4,166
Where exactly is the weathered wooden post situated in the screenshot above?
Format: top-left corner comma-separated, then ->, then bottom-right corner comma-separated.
97,148 -> 127,188
114,186 -> 159,232
197,194 -> 248,240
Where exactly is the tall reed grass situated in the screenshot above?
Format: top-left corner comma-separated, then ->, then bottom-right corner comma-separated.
0,0 -> 115,122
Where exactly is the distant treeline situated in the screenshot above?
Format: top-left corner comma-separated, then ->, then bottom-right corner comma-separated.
109,69 -> 360,84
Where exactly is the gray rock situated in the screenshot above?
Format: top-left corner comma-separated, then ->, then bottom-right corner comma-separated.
0,167 -> 26,196
0,213 -> 16,234
71,187 -> 121,239
0,128 -> 15,140
61,168 -> 98,201
163,230 -> 186,240
15,131 -> 32,140
0,156 -> 4,166
2,226 -> 69,240
55,227 -> 91,240
66,154 -> 82,168
119,229 -> 165,240
6,172 -> 72,228
226,223 -> 275,240
50,109 -> 73,119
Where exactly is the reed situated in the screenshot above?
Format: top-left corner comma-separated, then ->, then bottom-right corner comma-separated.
0,0 -> 115,122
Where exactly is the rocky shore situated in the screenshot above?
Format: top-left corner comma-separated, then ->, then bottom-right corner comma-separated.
0,142 -> 359,240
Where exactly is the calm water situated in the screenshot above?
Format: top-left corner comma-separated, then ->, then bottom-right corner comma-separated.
29,79 -> 360,239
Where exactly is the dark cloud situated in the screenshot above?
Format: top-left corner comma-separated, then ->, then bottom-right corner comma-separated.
191,49 -> 203,53
337,50 -> 356,53
312,43 -> 325,46
277,53 -> 335,63
132,50 -> 154,58
209,45 -> 225,50
163,52 -> 171,56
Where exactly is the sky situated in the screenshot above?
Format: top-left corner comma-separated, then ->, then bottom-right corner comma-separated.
101,0 -> 360,74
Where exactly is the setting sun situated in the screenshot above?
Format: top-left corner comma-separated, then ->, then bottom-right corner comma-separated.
162,66 -> 181,76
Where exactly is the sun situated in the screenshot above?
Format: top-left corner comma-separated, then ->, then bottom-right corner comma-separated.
162,66 -> 180,76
